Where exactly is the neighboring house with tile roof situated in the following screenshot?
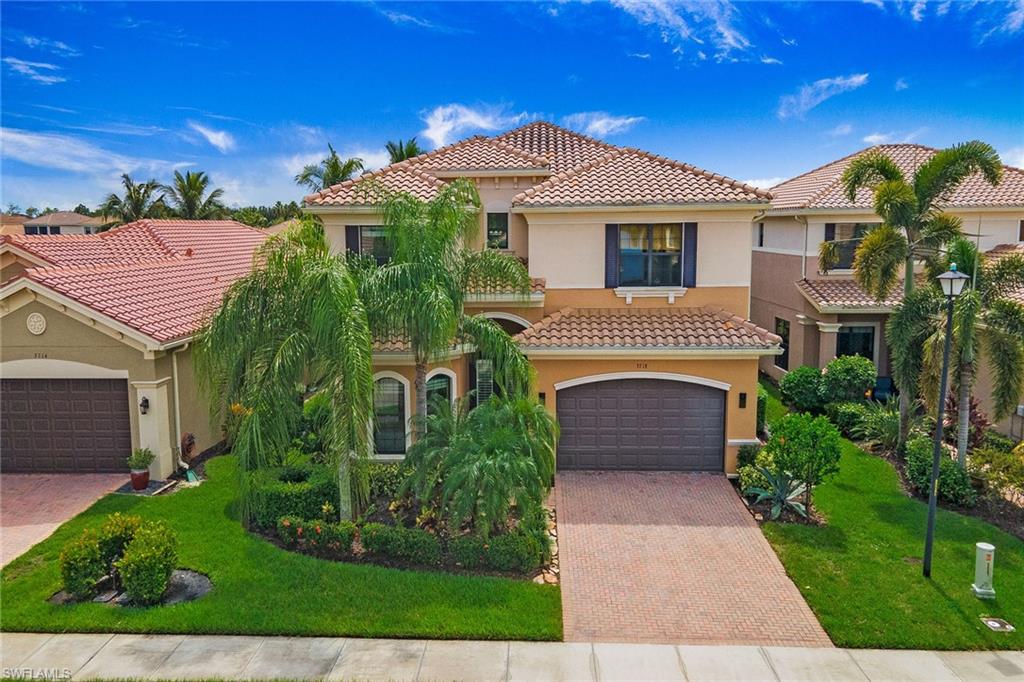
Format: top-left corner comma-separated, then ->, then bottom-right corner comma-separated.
0,213 -> 29,236
0,220 -> 269,477
751,144 -> 1024,437
21,211 -> 109,235
304,121 -> 779,473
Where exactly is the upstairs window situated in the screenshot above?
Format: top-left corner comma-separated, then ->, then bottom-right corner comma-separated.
774,317 -> 790,370
837,325 -> 875,363
486,213 -> 509,249
757,222 -> 765,248
826,223 -> 873,269
359,226 -> 392,265
1018,219 -> 1023,242
618,223 -> 683,287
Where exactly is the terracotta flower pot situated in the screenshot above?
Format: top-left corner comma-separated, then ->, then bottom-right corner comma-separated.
130,469 -> 150,491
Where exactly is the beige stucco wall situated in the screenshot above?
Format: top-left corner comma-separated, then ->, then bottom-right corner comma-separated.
972,331 -> 1024,440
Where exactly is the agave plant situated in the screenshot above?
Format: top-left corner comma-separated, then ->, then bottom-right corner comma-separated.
745,467 -> 807,520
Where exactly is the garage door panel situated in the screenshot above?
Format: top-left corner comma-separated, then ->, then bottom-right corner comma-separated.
556,378 -> 724,472
1,378 -> 131,473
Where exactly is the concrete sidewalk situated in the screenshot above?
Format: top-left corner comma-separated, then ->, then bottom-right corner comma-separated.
1,633 -> 1021,681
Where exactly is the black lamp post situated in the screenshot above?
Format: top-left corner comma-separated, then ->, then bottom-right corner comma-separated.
923,263 -> 969,578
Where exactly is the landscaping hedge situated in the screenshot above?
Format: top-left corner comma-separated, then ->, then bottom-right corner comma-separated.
825,401 -> 870,437
250,464 -> 338,529
116,521 -> 178,606
780,366 -> 823,413
59,529 -> 106,600
905,436 -> 976,507
819,355 -> 876,403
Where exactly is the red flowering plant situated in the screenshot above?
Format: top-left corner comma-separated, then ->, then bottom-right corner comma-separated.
276,515 -> 304,546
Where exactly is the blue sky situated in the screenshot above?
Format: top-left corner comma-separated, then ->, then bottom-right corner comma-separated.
2,1 -> 1022,210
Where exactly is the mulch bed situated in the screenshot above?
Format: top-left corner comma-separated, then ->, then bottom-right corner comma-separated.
49,569 -> 212,607
736,487 -> 827,527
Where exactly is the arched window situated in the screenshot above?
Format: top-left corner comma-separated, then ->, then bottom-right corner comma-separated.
373,377 -> 406,454
425,373 -> 452,414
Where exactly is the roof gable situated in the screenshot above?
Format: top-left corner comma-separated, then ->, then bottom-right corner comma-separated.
405,136 -> 548,174
305,163 -> 445,206
496,121 -> 618,174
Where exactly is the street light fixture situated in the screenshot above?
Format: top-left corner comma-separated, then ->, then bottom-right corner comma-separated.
923,263 -> 970,578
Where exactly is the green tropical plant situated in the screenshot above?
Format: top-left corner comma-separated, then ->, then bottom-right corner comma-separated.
99,174 -> 168,228
853,398 -> 915,452
745,467 -> 807,520
360,177 -> 533,432
765,413 -> 842,515
294,144 -> 364,193
820,355 -> 877,402
193,218 -> 374,523
162,170 -> 227,219
386,137 -> 423,163
779,365 -> 823,413
898,237 -> 1024,466
232,207 -> 269,228
823,142 -> 1003,447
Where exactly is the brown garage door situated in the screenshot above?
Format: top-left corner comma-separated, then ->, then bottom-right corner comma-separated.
556,378 -> 725,471
1,378 -> 132,472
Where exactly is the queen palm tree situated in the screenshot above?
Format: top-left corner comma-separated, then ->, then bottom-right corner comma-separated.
194,218 -> 374,522
294,144 -> 364,193
163,170 -> 227,219
385,137 -> 423,164
99,174 -> 168,228
891,237 -> 1024,465
360,178 -> 533,437
821,141 -> 1003,448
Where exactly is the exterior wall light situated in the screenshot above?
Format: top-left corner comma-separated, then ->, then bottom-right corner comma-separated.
139,397 -> 150,415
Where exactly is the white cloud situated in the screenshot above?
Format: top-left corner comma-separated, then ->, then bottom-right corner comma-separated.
863,132 -> 894,145
1000,146 -> 1024,168
562,112 -> 645,137
628,52 -> 652,59
380,9 -> 467,33
348,148 -> 391,171
894,77 -> 909,91
761,56 -> 783,65
777,73 -> 869,119
862,128 -> 928,145
65,122 -> 167,137
187,121 -> 236,153
742,177 -> 786,189
936,1 -> 952,15
7,31 -> 80,57
420,104 -> 528,148
828,123 -> 854,136
610,0 -> 751,60
0,127 -> 177,176
862,0 -> 885,9
32,103 -> 77,114
910,1 -> 927,22
781,37 -> 798,46
3,57 -> 66,85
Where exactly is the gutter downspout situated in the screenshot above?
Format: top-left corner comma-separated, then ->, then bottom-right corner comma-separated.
171,342 -> 189,464
751,210 -> 768,318
797,215 -> 809,279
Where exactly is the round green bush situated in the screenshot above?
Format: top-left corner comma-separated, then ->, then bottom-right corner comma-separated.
323,521 -> 357,556
59,529 -> 105,600
486,533 -> 542,573
905,436 -> 976,507
779,366 -> 823,413
401,528 -> 442,565
367,462 -> 411,500
97,513 -> 142,573
825,401 -> 870,437
360,522 -> 401,556
250,464 -> 338,529
115,521 -> 178,606
820,355 -> 877,402
450,535 -> 487,570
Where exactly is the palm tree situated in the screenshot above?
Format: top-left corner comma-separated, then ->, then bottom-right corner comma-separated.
99,174 -> 168,228
163,170 -> 227,219
385,138 -> 423,164
360,178 -> 533,437
891,237 -> 1024,465
194,218 -> 374,522
821,141 -> 1003,447
294,144 -> 364,193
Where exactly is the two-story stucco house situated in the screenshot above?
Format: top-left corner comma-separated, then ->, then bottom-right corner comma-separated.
305,122 -> 781,474
751,143 -> 1024,437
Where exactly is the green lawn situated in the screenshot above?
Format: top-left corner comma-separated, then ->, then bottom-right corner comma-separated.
758,380 -> 1024,650
0,456 -> 562,640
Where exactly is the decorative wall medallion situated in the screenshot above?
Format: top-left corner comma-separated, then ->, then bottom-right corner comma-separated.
26,312 -> 47,335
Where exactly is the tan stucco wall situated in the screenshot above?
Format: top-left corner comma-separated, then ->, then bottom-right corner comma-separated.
544,286 -> 750,316
530,356 -> 761,474
972,331 -> 1024,440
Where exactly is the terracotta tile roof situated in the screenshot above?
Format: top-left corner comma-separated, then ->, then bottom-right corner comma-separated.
406,136 -> 549,173
985,243 -> 1024,304
467,276 -> 546,295
3,220 -> 268,344
771,144 -> 1024,211
496,121 -> 618,174
512,149 -> 770,207
22,211 -> 108,227
304,163 -> 445,206
516,307 -> 781,350
796,278 -> 904,311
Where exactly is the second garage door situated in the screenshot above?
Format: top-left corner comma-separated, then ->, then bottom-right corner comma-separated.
556,378 -> 725,471
1,378 -> 133,472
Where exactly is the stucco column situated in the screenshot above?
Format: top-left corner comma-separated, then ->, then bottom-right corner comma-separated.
816,322 -> 842,369
131,377 -> 175,479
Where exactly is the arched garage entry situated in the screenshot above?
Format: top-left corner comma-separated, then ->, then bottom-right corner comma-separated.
554,373 -> 727,472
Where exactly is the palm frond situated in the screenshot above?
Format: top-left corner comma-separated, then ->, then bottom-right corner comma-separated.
887,287 -> 943,398
841,151 -> 906,201
852,224 -> 910,300
913,140 -> 1002,210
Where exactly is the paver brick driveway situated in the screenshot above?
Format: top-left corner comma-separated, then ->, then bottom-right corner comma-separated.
1,473 -> 125,566
555,471 -> 831,647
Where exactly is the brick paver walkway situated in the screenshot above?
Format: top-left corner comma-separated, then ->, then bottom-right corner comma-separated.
555,471 -> 832,647
0,473 -> 125,566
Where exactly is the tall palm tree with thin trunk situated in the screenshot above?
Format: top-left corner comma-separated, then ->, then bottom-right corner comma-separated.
294,144 -> 364,193
359,178 -> 533,437
821,141 -> 1003,449
163,170 -> 227,219
385,138 -> 423,164
99,174 -> 168,228
194,218 -> 374,523
891,237 -> 1024,465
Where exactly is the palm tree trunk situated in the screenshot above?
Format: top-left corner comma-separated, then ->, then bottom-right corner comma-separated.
897,253 -> 916,452
414,361 -> 428,440
337,455 -> 352,521
956,362 -> 973,468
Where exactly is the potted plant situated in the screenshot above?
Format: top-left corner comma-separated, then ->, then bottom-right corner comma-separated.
127,448 -> 155,491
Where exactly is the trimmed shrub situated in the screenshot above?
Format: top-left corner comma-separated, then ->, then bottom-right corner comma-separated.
322,521 -> 357,555
276,515 -> 304,546
820,355 -> 876,403
825,401 -> 870,437
97,513 -> 142,572
779,366 -> 823,413
59,529 -> 105,600
765,413 -> 842,516
517,502 -> 552,562
115,521 -> 178,606
969,446 -> 1024,501
486,533 -> 542,573
402,528 -> 442,565
756,385 -> 768,436
979,429 -> 1017,454
905,436 -> 976,507
737,443 -> 761,469
450,534 -> 487,570
250,464 -> 338,529
367,462 -> 411,500
360,523 -> 402,556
